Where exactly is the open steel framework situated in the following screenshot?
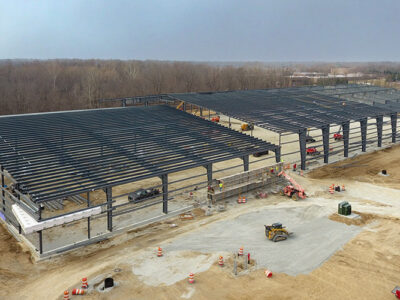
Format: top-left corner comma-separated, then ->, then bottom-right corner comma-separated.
99,85 -> 399,170
0,105 -> 280,255
167,88 -> 397,170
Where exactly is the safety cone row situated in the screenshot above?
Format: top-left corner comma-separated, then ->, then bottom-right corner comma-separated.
188,272 -> 195,284
237,196 -> 247,204
81,277 -> 88,289
238,247 -> 244,256
218,256 -> 224,266
157,247 -> 163,257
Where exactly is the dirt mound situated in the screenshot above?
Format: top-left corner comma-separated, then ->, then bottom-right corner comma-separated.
329,211 -> 376,226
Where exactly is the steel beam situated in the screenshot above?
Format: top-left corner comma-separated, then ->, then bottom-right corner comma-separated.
161,174 -> 168,214
1,166 -> 4,212
106,187 -> 112,232
360,118 -> 368,152
298,128 -> 307,170
274,147 -> 281,163
376,116 -> 383,147
391,113 -> 397,143
242,155 -> 249,172
322,125 -> 330,163
205,164 -> 212,186
87,191 -> 91,239
342,121 -> 350,157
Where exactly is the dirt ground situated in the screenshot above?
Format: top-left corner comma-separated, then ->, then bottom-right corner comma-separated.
2,143 -> 400,299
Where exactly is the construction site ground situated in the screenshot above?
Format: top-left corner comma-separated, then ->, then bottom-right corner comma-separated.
2,144 -> 400,299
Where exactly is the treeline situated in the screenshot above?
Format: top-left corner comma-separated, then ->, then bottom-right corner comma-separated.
1,60 -> 398,116
0,60 -> 294,115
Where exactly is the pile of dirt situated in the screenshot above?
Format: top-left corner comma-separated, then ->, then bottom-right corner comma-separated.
329,211 -> 376,226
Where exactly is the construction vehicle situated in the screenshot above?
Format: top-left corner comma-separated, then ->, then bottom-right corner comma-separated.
306,147 -> 320,156
264,223 -> 292,242
241,123 -> 254,131
211,116 -> 220,122
253,150 -> 269,157
333,125 -> 343,141
278,171 -> 306,200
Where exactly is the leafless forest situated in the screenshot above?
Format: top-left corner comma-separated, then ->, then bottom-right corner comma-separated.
0,60 -> 399,115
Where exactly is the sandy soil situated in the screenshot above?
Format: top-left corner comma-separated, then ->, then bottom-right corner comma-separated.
2,144 -> 400,299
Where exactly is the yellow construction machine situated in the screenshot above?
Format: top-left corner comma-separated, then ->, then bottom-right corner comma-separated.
241,123 -> 254,131
264,223 -> 292,242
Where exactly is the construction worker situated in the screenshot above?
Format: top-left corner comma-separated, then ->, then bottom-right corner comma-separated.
293,163 -> 297,171
219,180 -> 223,192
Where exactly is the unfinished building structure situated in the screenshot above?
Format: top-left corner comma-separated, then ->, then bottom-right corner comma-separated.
100,85 -> 399,170
0,105 -> 281,256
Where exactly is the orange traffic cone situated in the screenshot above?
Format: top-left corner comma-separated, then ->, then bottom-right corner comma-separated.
238,247 -> 244,256
81,277 -> 88,289
265,269 -> 272,278
157,247 -> 163,257
242,197 -> 247,203
342,185 -> 345,191
218,256 -> 224,266
329,185 -> 334,194
63,290 -> 69,300
237,196 -> 242,203
72,288 -> 85,295
188,272 -> 195,284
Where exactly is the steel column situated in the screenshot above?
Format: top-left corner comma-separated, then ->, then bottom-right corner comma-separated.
391,113 -> 397,143
206,164 -> 213,186
342,121 -> 350,157
1,165 -> 4,212
322,125 -> 330,163
274,147 -> 281,163
162,174 -> 168,214
298,128 -> 307,170
242,155 -> 249,172
376,116 -> 383,147
38,207 -> 43,254
200,107 -> 203,116
106,187 -> 113,232
87,191 -> 91,239
360,118 -> 367,152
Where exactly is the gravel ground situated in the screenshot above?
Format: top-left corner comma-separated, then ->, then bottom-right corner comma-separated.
162,204 -> 362,276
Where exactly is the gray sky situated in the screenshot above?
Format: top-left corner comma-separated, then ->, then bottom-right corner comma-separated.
1,0 -> 399,61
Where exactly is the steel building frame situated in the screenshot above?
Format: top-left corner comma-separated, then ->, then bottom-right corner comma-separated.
0,105 -> 280,255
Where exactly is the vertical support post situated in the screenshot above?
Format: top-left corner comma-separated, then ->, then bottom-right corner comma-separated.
162,174 -> 168,214
208,108 -> 211,120
206,164 -> 213,186
342,121 -> 350,157
38,207 -> 43,254
274,147 -> 281,163
391,113 -> 397,143
1,165 -> 4,212
242,155 -> 249,172
122,99 -> 126,107
298,128 -> 307,170
376,116 -> 383,147
87,191 -> 91,240
322,125 -> 330,163
145,101 -> 149,107
229,117 -> 231,128
106,187 -> 112,232
200,107 -> 203,117
360,118 -> 367,152
183,102 -> 186,112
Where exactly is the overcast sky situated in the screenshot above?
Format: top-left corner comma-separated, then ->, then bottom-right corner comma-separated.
1,0 -> 399,61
